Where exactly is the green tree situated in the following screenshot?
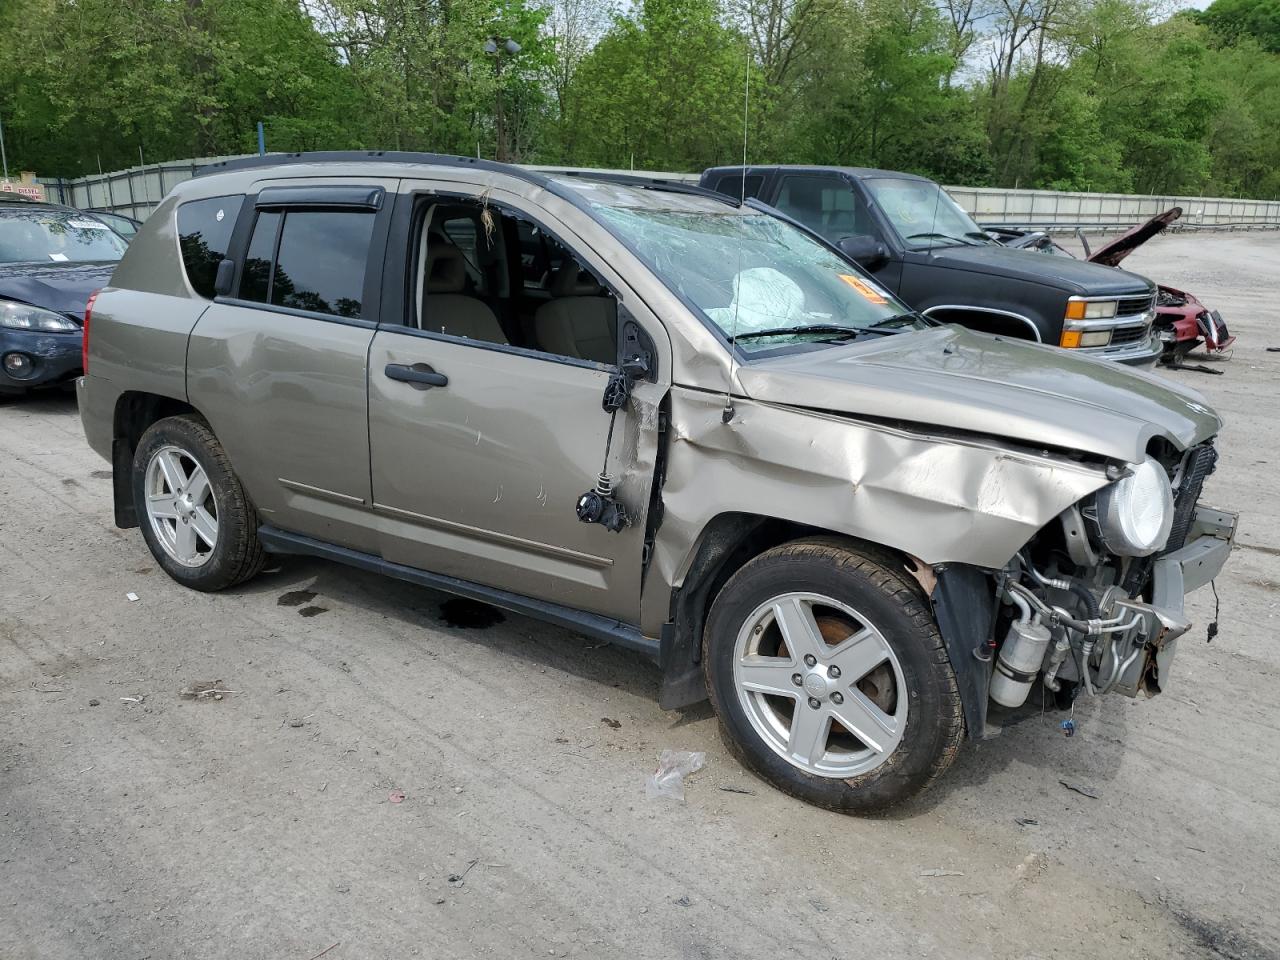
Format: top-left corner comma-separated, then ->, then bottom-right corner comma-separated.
314,0 -> 550,160
561,0 -> 759,170
1199,0 -> 1280,51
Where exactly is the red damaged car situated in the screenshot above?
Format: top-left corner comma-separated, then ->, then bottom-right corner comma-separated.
988,208 -> 1234,364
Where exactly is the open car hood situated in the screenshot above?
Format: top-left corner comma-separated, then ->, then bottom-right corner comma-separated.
1088,207 -> 1181,267
736,326 -> 1220,464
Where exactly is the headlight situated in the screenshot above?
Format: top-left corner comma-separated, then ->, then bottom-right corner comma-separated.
1065,298 -> 1118,321
1094,457 -> 1174,556
0,301 -> 80,332
1061,299 -> 1120,347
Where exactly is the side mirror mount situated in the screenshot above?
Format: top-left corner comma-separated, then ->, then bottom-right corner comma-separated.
213,258 -> 235,298
837,234 -> 889,269
617,314 -> 655,384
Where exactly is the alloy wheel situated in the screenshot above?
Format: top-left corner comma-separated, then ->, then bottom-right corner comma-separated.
144,444 -> 218,567
731,592 -> 907,778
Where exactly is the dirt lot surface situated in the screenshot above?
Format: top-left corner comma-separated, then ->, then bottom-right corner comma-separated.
2,231 -> 1278,960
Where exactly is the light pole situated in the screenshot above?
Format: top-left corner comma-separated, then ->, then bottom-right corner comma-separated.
0,112 -> 9,182
483,36 -> 521,162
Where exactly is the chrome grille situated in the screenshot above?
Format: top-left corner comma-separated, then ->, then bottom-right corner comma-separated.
1110,324 -> 1150,346
1117,293 -> 1155,317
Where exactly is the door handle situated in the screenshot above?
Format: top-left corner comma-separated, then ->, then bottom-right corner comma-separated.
384,362 -> 448,389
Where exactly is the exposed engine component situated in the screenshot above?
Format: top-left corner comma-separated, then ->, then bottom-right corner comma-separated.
1041,628 -> 1073,692
990,593 -> 1052,708
988,441 -> 1227,720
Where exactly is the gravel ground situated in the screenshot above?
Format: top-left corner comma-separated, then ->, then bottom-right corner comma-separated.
2,230 -> 1278,960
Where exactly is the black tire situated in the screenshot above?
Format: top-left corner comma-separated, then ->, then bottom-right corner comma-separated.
132,415 -> 265,592
703,538 -> 964,813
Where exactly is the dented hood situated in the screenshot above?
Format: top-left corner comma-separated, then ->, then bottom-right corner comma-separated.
1088,208 -> 1181,267
735,326 -> 1221,463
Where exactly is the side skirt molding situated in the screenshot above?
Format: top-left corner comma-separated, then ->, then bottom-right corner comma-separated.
257,525 -> 660,663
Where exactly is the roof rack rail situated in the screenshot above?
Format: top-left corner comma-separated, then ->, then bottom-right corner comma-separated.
552,170 -> 739,206
194,150 -> 556,189
195,152 -> 740,207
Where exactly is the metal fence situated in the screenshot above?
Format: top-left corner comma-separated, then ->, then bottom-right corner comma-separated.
40,156 -> 256,221
41,156 -> 1280,231
947,185 -> 1280,231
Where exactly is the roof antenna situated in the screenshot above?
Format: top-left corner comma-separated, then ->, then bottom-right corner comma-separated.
723,44 -> 751,425
926,178 -> 942,255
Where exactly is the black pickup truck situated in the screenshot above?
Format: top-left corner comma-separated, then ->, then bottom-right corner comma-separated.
700,165 -> 1162,366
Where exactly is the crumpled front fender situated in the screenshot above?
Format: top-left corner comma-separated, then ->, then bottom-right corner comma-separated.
652,388 -> 1112,599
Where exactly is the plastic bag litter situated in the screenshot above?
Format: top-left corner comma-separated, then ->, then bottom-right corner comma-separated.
645,750 -> 706,801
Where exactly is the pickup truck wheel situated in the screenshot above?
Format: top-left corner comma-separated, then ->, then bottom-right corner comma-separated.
703,539 -> 963,813
132,416 -> 265,592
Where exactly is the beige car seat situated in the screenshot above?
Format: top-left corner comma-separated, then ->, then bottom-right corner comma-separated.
422,243 -> 507,344
533,262 -> 617,363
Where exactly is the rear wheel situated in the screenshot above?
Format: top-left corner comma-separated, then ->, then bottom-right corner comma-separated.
703,539 -> 964,813
132,415 -> 265,591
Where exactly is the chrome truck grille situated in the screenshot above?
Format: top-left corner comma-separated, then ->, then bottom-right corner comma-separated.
1117,293 -> 1156,317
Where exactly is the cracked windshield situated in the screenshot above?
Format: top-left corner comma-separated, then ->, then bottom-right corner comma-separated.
594,205 -> 925,351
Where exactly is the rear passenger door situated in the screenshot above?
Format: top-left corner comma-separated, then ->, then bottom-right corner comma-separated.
186,178 -> 396,552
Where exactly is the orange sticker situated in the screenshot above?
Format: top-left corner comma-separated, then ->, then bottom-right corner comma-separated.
838,274 -> 888,304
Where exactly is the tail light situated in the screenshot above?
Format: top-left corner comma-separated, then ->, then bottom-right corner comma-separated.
83,290 -> 98,374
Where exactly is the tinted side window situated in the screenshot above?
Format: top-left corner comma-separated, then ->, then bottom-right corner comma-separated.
272,211 -> 373,318
177,195 -> 244,299
240,210 -> 280,304
775,175 -> 873,242
239,209 -> 374,319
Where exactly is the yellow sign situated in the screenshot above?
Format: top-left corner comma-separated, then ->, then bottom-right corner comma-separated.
838,273 -> 888,304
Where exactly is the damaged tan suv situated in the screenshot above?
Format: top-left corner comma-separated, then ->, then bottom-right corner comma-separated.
78,153 -> 1237,812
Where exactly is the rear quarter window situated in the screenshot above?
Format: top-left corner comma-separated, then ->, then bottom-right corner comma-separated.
177,195 -> 244,299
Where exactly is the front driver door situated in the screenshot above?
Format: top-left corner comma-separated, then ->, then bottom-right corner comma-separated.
366,182 -> 670,623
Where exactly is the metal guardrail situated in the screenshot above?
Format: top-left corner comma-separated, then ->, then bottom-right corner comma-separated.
949,185 -> 1280,231
40,157 -> 1280,230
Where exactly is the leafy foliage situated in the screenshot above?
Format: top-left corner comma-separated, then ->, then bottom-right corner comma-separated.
0,0 -> 1277,198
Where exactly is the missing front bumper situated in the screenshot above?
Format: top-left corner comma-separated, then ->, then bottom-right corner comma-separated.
1110,505 -> 1237,696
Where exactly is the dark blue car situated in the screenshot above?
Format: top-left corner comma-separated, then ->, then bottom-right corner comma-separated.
0,200 -> 126,396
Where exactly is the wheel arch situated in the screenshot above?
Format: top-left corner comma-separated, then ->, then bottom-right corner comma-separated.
922,304 -> 1045,341
111,390 -> 199,528
658,512 -> 920,710
658,513 -> 997,740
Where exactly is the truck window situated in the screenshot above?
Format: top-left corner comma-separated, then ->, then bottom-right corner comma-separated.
775,174 -> 873,244
714,173 -> 765,201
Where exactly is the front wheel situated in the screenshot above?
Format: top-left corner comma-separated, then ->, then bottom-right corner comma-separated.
132,415 -> 265,591
703,539 -> 964,813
